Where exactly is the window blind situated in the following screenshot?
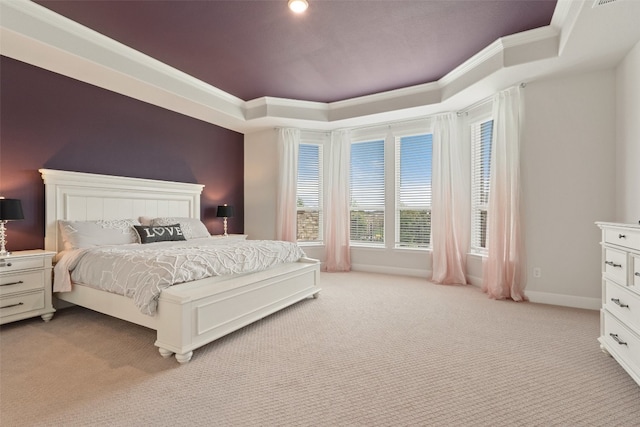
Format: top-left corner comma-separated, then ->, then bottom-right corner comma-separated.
350,139 -> 385,244
395,133 -> 433,248
297,143 -> 322,242
471,119 -> 493,251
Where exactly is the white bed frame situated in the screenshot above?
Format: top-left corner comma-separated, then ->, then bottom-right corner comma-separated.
40,169 -> 320,363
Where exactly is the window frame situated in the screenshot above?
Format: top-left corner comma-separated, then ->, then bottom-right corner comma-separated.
468,107 -> 494,255
349,138 -> 386,247
394,132 -> 433,250
296,133 -> 326,246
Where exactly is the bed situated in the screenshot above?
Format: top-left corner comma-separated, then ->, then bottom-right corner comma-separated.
41,169 -> 320,363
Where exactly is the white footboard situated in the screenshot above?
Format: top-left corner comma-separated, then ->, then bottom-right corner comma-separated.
154,258 -> 321,363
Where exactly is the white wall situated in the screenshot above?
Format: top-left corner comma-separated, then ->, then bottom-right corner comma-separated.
616,40 -> 640,224
521,69 -> 617,308
244,68 -> 619,308
244,129 -> 279,240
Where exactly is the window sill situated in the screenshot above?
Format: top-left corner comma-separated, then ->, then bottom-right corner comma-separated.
394,246 -> 431,252
467,251 -> 487,259
297,241 -> 324,247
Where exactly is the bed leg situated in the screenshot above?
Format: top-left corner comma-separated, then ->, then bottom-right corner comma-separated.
158,348 -> 174,358
312,292 -> 320,299
175,351 -> 193,364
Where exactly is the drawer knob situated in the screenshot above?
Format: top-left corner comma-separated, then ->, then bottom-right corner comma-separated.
605,261 -> 622,268
618,234 -> 627,239
635,272 -> 640,277
609,333 -> 628,346
0,280 -> 24,287
0,302 -> 24,310
611,298 -> 629,308
0,262 -> 12,267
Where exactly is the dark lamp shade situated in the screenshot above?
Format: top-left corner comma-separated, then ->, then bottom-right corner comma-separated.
0,199 -> 24,221
216,205 -> 234,218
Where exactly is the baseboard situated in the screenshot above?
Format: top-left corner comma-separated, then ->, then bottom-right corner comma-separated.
351,264 -> 430,278
524,291 -> 600,310
466,276 -> 599,310
339,267 -> 600,310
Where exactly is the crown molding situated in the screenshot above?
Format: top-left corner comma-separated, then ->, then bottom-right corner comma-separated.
1,0 -> 566,134
0,0 -> 247,132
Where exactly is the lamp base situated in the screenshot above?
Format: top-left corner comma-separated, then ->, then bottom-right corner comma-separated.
223,217 -> 228,237
0,221 -> 10,257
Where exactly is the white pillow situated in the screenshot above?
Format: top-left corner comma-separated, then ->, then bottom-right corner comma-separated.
58,219 -> 141,250
150,217 -> 210,239
138,216 -> 154,226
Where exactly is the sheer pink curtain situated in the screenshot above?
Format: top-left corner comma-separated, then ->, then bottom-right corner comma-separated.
276,128 -> 299,242
324,130 -> 351,272
482,86 -> 527,301
431,113 -> 470,285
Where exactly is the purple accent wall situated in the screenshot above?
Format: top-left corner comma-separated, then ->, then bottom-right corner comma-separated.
0,56 -> 244,252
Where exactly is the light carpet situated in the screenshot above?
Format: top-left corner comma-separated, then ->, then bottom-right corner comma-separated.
1,271 -> 639,426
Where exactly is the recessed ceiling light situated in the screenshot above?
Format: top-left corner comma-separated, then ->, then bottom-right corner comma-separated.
288,0 -> 309,14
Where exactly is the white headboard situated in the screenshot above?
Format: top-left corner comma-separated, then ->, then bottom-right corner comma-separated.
40,169 -> 204,253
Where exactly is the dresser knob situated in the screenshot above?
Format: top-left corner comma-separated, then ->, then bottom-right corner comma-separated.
610,333 -> 628,346
611,298 -> 629,308
618,234 -> 627,239
0,262 -> 12,267
636,272 -> 640,277
605,261 -> 622,268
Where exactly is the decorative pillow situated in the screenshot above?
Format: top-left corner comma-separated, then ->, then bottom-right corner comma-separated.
133,224 -> 186,244
150,217 -> 210,239
58,219 -> 141,250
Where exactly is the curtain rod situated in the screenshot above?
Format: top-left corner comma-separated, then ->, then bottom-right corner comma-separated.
457,82 -> 526,116
347,116 -> 432,133
276,82 -> 527,131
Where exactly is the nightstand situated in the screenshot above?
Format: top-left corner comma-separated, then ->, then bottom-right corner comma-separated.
0,250 -> 56,325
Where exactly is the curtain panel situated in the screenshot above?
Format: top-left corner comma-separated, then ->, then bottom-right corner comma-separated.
276,128 -> 300,242
431,113 -> 470,285
482,86 -> 527,301
324,130 -> 351,272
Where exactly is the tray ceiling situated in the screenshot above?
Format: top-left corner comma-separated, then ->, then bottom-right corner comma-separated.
33,0 -> 557,103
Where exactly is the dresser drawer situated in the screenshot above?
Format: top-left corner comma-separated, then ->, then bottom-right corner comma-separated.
605,281 -> 640,332
633,255 -> 640,291
605,228 -> 640,252
0,271 -> 45,296
602,311 -> 640,376
604,248 -> 627,284
0,291 -> 45,318
0,256 -> 45,273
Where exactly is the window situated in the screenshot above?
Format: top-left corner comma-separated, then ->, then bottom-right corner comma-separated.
350,139 -> 385,245
471,119 -> 493,252
297,143 -> 323,243
395,133 -> 433,248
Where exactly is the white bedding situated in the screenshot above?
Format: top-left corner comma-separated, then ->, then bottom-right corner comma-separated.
54,238 -> 306,315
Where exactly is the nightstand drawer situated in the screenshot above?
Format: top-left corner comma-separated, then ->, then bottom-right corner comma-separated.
0,271 -> 46,296
0,256 -> 45,273
0,291 -> 45,318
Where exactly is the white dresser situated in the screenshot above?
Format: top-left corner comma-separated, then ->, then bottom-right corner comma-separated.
596,222 -> 640,386
0,250 -> 56,325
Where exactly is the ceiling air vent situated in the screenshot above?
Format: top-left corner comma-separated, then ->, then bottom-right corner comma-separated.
593,0 -> 620,7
